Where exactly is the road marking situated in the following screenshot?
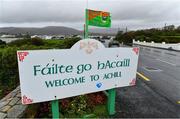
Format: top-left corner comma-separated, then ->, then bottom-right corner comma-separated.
156,59 -> 176,66
140,53 -> 156,59
177,101 -> 180,104
137,72 -> 150,81
143,67 -> 162,72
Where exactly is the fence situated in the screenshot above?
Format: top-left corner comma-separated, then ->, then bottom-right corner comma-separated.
133,40 -> 180,51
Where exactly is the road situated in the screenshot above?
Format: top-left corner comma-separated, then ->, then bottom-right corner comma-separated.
137,46 -> 180,105
106,44 -> 180,117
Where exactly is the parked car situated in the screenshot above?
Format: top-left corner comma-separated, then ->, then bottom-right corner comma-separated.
99,39 -> 105,43
108,41 -> 120,47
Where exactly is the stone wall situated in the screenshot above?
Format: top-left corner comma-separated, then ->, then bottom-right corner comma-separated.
0,86 -> 27,118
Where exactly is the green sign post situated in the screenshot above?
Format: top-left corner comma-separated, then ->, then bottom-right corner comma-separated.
107,89 -> 116,115
51,100 -> 59,118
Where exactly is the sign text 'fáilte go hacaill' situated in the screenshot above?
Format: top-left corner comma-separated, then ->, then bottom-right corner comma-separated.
17,39 -> 139,104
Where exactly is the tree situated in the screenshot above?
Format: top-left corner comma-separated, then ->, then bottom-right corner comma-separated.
31,37 -> 44,46
0,39 -> 6,45
164,25 -> 175,31
115,31 -> 134,46
176,26 -> 180,33
114,31 -> 123,42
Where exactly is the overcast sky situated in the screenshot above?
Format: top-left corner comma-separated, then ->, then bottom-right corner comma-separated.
0,0 -> 180,30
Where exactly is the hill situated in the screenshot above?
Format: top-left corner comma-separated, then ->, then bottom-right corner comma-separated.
0,26 -> 81,35
89,28 -> 125,35
0,26 -> 120,36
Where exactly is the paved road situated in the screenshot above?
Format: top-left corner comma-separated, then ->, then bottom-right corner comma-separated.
110,45 -> 180,117
137,46 -> 180,105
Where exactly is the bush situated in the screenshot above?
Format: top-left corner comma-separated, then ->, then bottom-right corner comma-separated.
63,38 -> 81,48
0,47 -> 19,97
60,92 -> 107,117
61,95 -> 90,117
8,38 -> 31,47
0,39 -> 6,45
31,37 -> 44,46
8,38 -> 44,47
27,92 -> 107,118
115,32 -> 134,46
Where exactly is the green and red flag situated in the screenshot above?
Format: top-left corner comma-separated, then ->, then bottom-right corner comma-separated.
87,9 -> 111,28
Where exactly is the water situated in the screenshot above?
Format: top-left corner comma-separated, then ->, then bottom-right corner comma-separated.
0,38 -> 20,43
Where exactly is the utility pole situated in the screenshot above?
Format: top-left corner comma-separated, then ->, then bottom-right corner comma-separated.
164,23 -> 167,30
125,27 -> 128,33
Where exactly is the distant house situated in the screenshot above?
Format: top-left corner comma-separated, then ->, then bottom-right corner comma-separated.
31,35 -> 53,39
31,35 -> 39,39
51,35 -> 65,40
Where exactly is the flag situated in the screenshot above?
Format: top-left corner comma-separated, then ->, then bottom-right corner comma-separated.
87,9 -> 111,28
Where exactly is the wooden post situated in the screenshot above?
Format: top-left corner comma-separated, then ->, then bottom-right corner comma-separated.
107,89 -> 116,115
51,100 -> 60,118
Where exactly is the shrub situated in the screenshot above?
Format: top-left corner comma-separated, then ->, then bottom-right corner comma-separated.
8,38 -> 31,46
31,37 -> 44,46
0,39 -> 6,45
87,92 -> 107,106
0,47 -> 19,97
61,95 -> 90,117
60,92 -> 107,117
28,92 -> 107,118
63,38 -> 81,48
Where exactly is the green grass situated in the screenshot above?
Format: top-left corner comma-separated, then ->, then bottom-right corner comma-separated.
62,104 -> 108,118
43,39 -> 64,46
92,104 -> 109,117
160,36 -> 180,38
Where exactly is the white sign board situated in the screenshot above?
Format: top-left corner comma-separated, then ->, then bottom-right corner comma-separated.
17,39 -> 139,104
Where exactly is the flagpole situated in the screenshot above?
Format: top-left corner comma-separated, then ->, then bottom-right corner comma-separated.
84,0 -> 88,39
85,9 -> 88,39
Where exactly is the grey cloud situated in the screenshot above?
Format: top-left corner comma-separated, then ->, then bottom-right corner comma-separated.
111,1 -> 180,22
0,0 -> 180,29
0,0 -> 86,23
